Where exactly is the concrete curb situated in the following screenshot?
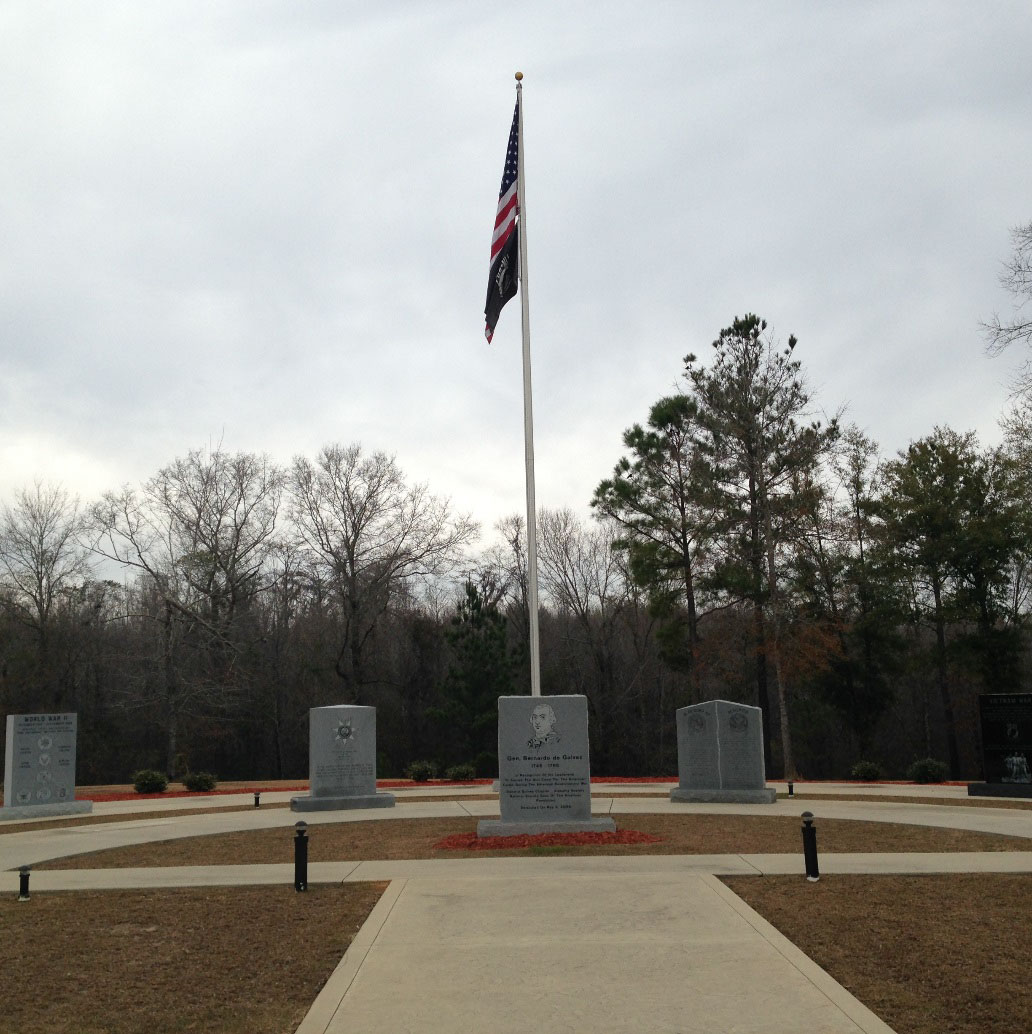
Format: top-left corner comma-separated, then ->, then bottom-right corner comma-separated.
704,875 -> 897,1034
295,878 -> 408,1034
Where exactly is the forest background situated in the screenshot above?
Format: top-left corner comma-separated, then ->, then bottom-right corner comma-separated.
5,278 -> 1032,783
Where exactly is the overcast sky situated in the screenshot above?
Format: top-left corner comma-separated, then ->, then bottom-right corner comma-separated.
3,2 -> 1031,543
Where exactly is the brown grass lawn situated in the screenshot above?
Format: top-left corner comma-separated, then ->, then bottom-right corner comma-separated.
0,882 -> 387,1034
32,812 -> 1028,870
725,873 -> 1032,1034
4,876 -> 1030,1034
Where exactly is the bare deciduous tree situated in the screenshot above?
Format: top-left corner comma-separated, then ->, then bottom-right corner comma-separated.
984,222 -> 1032,392
91,448 -> 286,771
0,481 -> 91,658
290,443 -> 478,700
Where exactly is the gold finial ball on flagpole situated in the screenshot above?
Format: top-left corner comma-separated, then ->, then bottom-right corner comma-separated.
515,71 -> 523,81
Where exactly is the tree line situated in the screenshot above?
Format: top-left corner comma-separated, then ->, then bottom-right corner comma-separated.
4,291 -> 1032,782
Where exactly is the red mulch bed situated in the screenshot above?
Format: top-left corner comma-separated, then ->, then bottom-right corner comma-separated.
79,787 -> 307,802
376,779 -> 492,788
434,830 -> 663,851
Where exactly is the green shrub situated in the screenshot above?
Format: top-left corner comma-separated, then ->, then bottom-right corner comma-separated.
473,751 -> 498,778
182,771 -> 218,792
444,763 -> 477,782
850,760 -> 882,782
132,769 -> 168,794
405,760 -> 438,782
907,757 -> 950,784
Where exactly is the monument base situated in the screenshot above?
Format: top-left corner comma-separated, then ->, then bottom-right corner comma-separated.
669,787 -> 777,804
476,816 -> 617,838
967,782 -> 1032,799
0,800 -> 93,822
290,792 -> 395,812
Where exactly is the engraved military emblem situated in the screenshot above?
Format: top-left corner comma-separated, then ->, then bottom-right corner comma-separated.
728,710 -> 749,732
335,717 -> 355,744
687,713 -> 706,733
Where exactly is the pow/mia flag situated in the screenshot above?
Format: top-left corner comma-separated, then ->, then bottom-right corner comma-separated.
485,229 -> 518,343
484,99 -> 520,343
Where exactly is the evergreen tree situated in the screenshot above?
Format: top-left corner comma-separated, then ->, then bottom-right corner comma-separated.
686,315 -> 838,778
878,428 -> 1025,776
592,394 -> 710,686
428,580 -> 516,773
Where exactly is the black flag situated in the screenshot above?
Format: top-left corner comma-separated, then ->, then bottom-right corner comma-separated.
485,229 -> 518,343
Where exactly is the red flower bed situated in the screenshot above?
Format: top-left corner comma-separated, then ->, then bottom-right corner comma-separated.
80,786 -> 308,803
377,779 -> 494,788
377,777 -> 677,788
434,829 -> 663,851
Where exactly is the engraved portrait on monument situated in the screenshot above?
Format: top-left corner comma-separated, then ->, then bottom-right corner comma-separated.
479,694 -> 615,837
528,702 -> 560,749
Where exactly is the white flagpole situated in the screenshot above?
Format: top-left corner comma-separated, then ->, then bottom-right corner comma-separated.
515,71 -> 541,698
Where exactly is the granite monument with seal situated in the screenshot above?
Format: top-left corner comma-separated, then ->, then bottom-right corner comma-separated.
290,705 -> 395,812
968,693 -> 1032,799
670,699 -> 776,803
2,712 -> 93,821
477,694 -> 615,837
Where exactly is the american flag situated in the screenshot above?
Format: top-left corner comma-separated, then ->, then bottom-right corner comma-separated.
484,100 -> 520,343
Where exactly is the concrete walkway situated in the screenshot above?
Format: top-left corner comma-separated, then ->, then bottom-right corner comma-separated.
3,786 -> 1031,1033
296,871 -> 896,1034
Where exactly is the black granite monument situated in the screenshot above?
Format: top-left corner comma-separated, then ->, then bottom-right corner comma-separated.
968,693 -> 1032,799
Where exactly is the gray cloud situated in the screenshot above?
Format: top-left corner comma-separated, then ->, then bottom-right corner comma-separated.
1,1 -> 1030,535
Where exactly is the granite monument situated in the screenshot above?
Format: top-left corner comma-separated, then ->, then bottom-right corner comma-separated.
670,699 -> 776,803
477,694 -> 615,837
290,705 -> 395,812
969,693 -> 1032,799
2,712 -> 93,821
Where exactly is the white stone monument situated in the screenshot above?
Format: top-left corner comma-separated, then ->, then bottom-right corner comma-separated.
290,705 -> 395,812
670,699 -> 777,803
478,694 -> 615,837
2,713 -> 93,821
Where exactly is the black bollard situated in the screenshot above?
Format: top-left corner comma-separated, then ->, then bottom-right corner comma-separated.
294,821 -> 309,892
787,780 -> 794,797
801,812 -> 820,882
254,791 -> 261,808
18,866 -> 30,902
